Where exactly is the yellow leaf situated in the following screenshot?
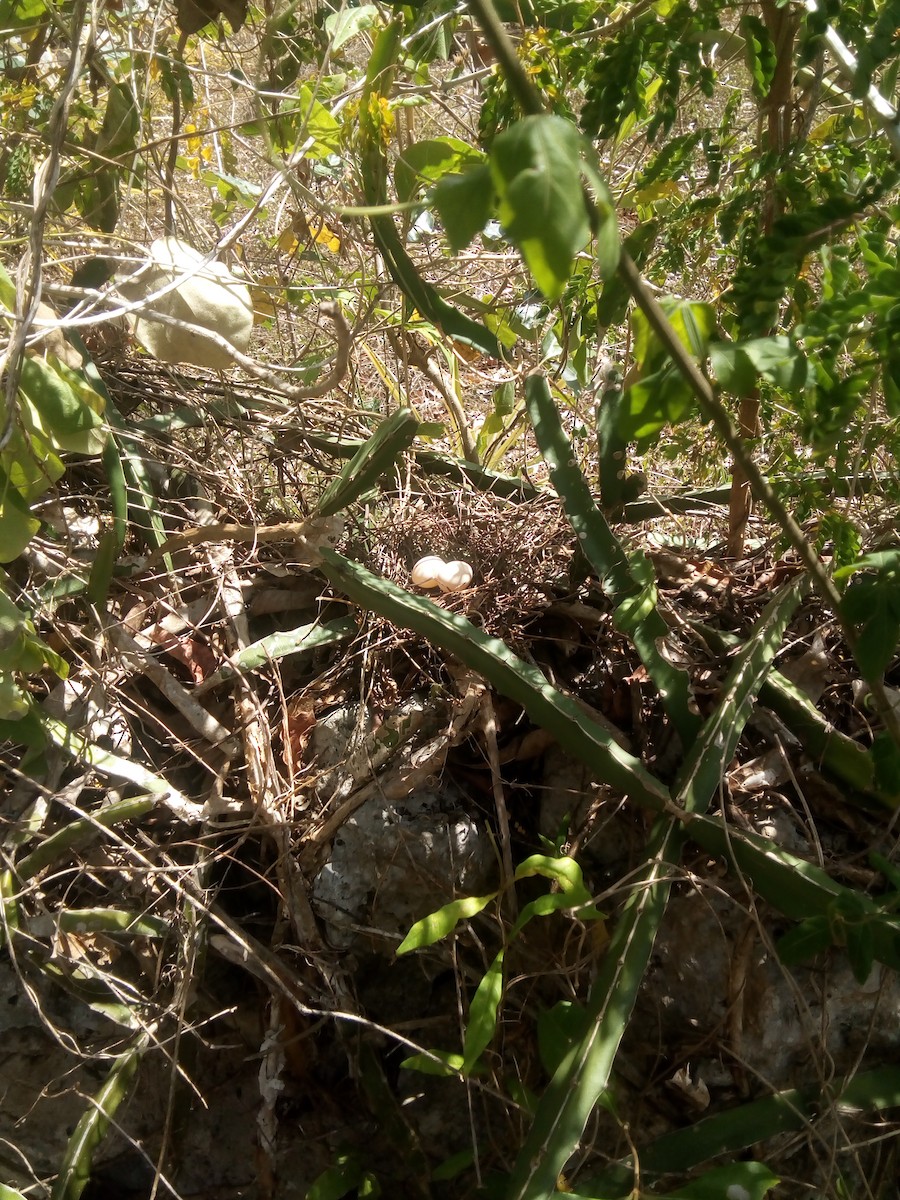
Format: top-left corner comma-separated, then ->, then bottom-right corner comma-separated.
0,86 -> 37,108
250,276 -> 280,323
633,179 -> 682,206
278,227 -> 299,254
185,122 -> 202,154
311,219 -> 341,254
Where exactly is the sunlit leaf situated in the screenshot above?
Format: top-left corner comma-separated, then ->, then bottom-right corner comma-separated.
399,1049 -> 464,1076
710,336 -> 811,397
462,949 -> 505,1073
324,3 -> 379,51
396,892 -> 498,954
395,137 -> 484,204
306,1153 -> 363,1200
491,115 -> 591,301
0,471 -> 40,563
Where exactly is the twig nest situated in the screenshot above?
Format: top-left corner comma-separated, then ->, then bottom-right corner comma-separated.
437,560 -> 474,592
117,237 -> 253,369
410,556 -> 474,592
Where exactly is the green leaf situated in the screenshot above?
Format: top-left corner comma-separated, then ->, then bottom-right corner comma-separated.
845,917 -> 876,984
871,850 -> 900,894
0,584 -> 67,714
294,85 -> 343,159
709,336 -> 811,397
462,949 -> 505,1073
399,1049 -> 464,1076
512,854 -> 600,920
668,1160 -> 780,1199
17,356 -> 107,455
196,616 -> 357,693
632,297 -> 716,373
0,473 -> 40,563
357,1172 -> 380,1198
515,891 -> 599,926
324,4 -> 379,51
396,892 -> 498,954
584,1067 -> 900,1193
514,853 -> 588,894
613,552 -> 658,635
0,707 -> 47,748
431,1150 -> 474,1182
741,13 -> 776,99
580,150 -> 620,278
776,915 -> 832,966
0,260 -> 15,307
841,572 -> 900,678
0,0 -> 46,30
491,115 -> 592,302
834,548 -> 900,581
475,380 -> 517,462
0,867 -> 22,950
87,529 -> 119,610
623,299 -> 715,448
306,1154 -> 363,1200
50,908 -> 171,938
433,165 -> 495,254
95,81 -> 139,161
396,137 -> 484,204
620,366 -> 696,448
103,399 -> 171,558
2,426 -> 65,501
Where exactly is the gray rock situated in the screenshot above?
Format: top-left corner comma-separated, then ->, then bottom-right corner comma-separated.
312,783 -> 495,951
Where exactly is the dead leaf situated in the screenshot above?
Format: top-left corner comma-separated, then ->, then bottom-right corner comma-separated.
284,695 -> 317,770
729,747 -> 789,792
668,1065 -> 710,1111
163,636 -> 219,684
175,0 -> 248,36
780,633 -> 832,704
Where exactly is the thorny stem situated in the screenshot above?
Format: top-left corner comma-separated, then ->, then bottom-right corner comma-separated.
467,0 -> 900,749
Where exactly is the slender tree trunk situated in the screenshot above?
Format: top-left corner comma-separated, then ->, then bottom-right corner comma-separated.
726,0 -> 799,557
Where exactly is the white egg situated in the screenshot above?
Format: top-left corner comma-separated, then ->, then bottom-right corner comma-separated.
437,560 -> 474,592
411,556 -> 446,588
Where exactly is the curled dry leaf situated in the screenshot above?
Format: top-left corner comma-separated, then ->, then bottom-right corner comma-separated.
117,237 -> 253,369
175,0 -> 248,36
